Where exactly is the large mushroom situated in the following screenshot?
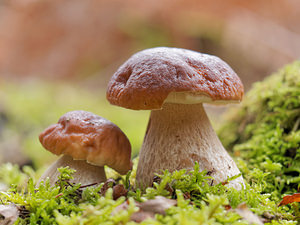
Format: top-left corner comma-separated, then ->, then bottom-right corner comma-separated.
106,47 -> 245,189
38,110 -> 132,186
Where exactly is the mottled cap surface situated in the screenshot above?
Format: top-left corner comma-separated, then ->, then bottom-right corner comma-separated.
107,47 -> 244,110
39,111 -> 132,174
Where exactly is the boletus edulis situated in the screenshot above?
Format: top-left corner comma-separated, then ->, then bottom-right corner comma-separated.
38,110 -> 132,186
106,47 -> 245,189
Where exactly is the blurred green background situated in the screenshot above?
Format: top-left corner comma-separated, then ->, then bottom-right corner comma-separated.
0,0 -> 299,170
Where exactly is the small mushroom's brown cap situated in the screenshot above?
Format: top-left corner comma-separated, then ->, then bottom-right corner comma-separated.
39,111 -> 132,174
107,47 -> 244,110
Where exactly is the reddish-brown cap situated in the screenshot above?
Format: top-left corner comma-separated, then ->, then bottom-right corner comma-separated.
107,47 -> 244,110
39,111 -> 132,174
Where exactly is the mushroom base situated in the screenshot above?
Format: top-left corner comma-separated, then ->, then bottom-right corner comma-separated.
38,155 -> 106,186
136,103 -> 244,190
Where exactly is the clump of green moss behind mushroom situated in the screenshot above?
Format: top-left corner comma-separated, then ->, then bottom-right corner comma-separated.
218,61 -> 300,199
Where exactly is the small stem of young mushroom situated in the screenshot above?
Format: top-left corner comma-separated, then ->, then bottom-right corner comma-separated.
38,155 -> 106,186
136,103 -> 244,190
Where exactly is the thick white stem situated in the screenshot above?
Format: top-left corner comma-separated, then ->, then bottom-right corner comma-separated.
136,103 -> 244,189
38,155 -> 106,186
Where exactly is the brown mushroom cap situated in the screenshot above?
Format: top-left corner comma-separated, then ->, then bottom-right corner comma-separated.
107,47 -> 244,110
39,110 -> 132,174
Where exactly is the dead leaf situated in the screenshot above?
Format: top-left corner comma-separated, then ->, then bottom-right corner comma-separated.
137,196 -> 177,215
278,193 -> 300,206
112,196 -> 177,222
112,184 -> 128,200
0,204 -> 19,225
235,203 -> 263,225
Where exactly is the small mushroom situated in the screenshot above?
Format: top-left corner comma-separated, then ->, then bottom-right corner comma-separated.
107,47 -> 245,189
38,110 -> 132,186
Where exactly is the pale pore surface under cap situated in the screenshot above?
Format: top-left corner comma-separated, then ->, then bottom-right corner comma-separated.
164,91 -> 241,105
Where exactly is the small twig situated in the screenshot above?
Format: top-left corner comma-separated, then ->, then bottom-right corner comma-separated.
66,181 -> 73,187
79,182 -> 99,189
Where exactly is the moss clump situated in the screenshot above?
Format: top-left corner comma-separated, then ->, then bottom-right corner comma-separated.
0,163 -> 298,224
218,61 -> 300,199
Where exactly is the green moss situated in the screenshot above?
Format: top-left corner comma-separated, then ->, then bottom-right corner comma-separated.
218,61 -> 300,198
0,163 -> 297,224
